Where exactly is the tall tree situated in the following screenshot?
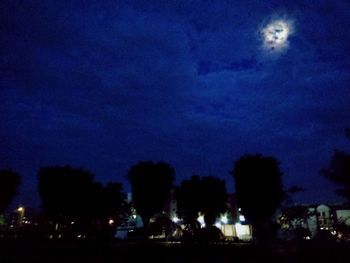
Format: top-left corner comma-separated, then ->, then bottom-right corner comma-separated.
38,166 -> 94,223
126,161 -> 175,227
175,175 -> 202,232
199,176 -> 227,226
90,181 -> 130,240
321,149 -> 350,201
175,175 -> 227,230
231,154 -> 284,242
91,182 -> 130,226
38,165 -> 130,238
0,169 -> 21,214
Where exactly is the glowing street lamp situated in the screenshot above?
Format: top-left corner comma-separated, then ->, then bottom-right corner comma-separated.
17,206 -> 25,226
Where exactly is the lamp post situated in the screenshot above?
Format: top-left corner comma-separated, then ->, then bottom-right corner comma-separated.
17,206 -> 25,226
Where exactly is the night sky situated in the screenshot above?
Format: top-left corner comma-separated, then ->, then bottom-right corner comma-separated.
1,0 -> 350,208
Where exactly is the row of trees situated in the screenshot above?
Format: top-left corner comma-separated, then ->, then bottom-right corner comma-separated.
0,134 -> 349,242
1,156 -> 282,241
38,166 -> 130,238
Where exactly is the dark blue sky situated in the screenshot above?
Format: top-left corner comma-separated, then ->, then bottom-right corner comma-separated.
1,0 -> 350,208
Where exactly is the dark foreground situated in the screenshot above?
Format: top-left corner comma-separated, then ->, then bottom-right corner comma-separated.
1,240 -> 350,263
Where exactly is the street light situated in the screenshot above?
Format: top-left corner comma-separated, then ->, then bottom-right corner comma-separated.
17,206 -> 25,226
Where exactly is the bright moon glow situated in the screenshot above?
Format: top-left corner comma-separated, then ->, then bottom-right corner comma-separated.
261,19 -> 294,52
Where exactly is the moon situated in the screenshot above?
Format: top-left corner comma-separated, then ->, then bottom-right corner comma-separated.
261,19 -> 293,52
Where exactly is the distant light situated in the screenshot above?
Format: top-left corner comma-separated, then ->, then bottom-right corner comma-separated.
172,216 -> 180,223
238,208 -> 241,212
215,222 -> 222,228
197,215 -> 204,224
17,207 -> 24,212
220,214 -> 228,224
197,214 -> 205,228
71,221 -> 75,225
239,215 -> 245,222
132,214 -> 137,219
108,219 -> 115,225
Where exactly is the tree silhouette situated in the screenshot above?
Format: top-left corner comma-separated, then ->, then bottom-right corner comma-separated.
91,182 -> 130,226
231,154 -> 284,243
38,166 -> 94,223
199,176 -> 227,226
126,161 -> 174,228
90,181 -> 130,240
38,165 -> 129,239
0,169 -> 21,214
321,149 -> 350,201
175,175 -> 202,233
175,175 -> 227,235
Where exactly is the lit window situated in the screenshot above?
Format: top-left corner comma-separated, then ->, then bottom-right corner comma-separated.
235,223 -> 250,237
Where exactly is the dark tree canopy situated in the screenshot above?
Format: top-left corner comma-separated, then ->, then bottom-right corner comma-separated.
175,175 -> 227,228
321,149 -> 350,200
126,161 -> 175,226
0,169 -> 21,214
38,166 -> 94,221
91,182 -> 130,226
231,154 -> 284,240
199,176 -> 227,226
38,165 -> 129,227
175,175 -> 202,229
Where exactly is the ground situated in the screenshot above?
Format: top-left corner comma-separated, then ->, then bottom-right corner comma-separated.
0,240 -> 349,262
